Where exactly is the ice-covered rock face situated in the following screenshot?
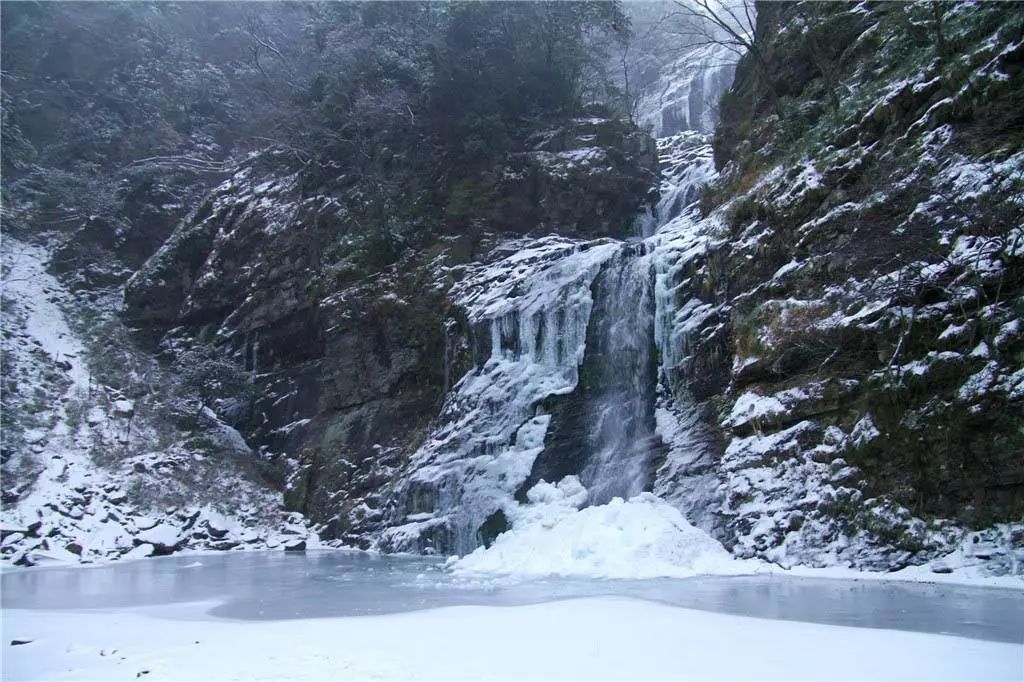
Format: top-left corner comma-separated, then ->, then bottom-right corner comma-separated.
637,43 -> 737,138
644,134 -> 727,535
378,238 -> 621,554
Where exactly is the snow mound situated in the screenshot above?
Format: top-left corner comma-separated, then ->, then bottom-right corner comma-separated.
451,490 -> 755,580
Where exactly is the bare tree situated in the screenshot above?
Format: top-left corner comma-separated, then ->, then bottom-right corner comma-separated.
669,0 -> 778,106
245,13 -> 291,81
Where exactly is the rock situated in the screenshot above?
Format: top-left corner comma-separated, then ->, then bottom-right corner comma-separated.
122,543 -> 155,560
10,640 -> 33,646
204,522 -> 229,540
136,523 -> 182,555
112,399 -> 135,417
282,538 -> 306,552
1,527 -> 24,541
65,542 -> 83,555
239,530 -> 261,544
23,430 -> 47,445
13,552 -> 36,567
178,509 -> 201,530
493,117 -> 659,238
930,564 -> 954,574
134,516 -> 158,531
34,542 -> 80,563
1,532 -> 25,547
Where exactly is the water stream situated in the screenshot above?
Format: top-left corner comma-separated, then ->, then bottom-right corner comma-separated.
576,243 -> 661,504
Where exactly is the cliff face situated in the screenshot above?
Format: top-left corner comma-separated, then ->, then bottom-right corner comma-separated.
660,1 -> 1024,569
65,1 -> 1024,570
121,118 -> 659,545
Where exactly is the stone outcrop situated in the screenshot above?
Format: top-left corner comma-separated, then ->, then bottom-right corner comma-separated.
656,2 -> 1024,570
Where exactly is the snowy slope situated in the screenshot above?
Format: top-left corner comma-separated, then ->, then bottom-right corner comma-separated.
1,238 -> 316,566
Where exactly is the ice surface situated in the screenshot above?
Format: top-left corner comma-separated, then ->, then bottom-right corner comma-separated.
3,552 -> 1022,681
8,598 -> 1018,681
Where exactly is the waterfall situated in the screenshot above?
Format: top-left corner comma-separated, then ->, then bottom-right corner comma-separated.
638,43 -> 737,138
378,116 -> 724,556
575,244 -> 661,504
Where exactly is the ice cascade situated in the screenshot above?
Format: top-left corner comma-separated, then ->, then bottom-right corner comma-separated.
379,131 -> 721,556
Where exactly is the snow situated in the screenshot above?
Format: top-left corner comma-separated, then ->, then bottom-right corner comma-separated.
5,598 -> 1020,681
784,561 -> 1024,591
773,159 -> 823,208
771,258 -> 803,280
452,490 -> 756,580
1,240 -> 90,390
727,391 -> 787,427
1,238 -> 318,567
135,523 -> 181,548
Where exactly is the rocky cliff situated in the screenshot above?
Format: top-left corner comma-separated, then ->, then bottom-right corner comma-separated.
120,117 -> 658,547
657,1 -> 1024,570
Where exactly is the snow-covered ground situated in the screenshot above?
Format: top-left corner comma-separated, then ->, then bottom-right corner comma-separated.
4,596 -> 1019,681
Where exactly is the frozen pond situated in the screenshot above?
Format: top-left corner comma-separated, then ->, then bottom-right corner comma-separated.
2,550 -> 1020,643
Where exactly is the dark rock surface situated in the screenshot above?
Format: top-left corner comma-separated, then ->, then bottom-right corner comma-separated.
659,2 -> 1024,569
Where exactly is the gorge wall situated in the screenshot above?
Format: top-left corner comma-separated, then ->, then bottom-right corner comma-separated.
664,1 -> 1024,570
3,1 -> 1022,575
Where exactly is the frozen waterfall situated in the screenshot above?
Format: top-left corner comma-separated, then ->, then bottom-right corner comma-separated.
379,134 -> 722,556
571,244 -> 661,505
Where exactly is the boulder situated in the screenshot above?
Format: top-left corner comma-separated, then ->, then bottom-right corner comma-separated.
282,538 -> 306,552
